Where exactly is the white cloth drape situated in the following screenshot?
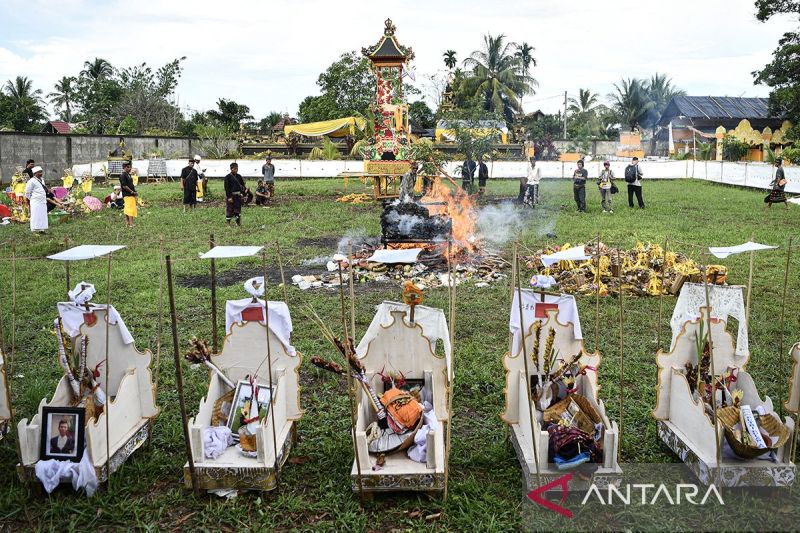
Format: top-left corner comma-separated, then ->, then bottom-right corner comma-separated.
670,283 -> 747,356
224,299 -> 295,355
509,290 -> 582,357
24,178 -> 48,232
56,302 -> 135,344
34,450 -> 99,496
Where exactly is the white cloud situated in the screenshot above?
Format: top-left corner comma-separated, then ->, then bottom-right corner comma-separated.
0,0 -> 795,119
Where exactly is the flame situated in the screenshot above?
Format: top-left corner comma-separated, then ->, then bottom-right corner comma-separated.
420,177 -> 478,256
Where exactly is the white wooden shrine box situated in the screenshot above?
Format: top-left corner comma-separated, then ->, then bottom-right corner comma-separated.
501,307 -> 622,490
654,309 -> 796,487
17,308 -> 159,482
350,302 -> 452,494
184,317 -> 302,492
0,350 -> 10,440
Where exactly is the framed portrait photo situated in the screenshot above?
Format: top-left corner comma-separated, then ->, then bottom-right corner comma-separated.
40,406 -> 85,462
226,380 -> 274,436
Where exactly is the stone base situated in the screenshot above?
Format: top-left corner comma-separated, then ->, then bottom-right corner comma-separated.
510,424 -> 622,492
657,420 -> 796,487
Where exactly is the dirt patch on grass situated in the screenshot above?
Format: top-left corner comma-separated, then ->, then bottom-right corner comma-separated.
295,235 -> 342,248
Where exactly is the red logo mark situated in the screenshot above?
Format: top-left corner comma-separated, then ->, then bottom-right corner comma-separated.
527,473 -> 573,518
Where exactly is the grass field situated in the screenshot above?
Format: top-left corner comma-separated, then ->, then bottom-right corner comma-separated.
0,177 -> 798,531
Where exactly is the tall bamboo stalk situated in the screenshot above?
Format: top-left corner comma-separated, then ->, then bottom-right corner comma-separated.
778,237 -> 792,418
594,233 -> 601,353
275,241 -> 289,304
262,252 -> 280,485
104,253 -> 113,488
657,237 -> 668,351
64,237 -> 71,298
616,248 -> 624,465
209,234 -> 218,352
166,255 -> 198,494
745,234 -> 755,329
444,239 -> 455,499
514,242 -> 541,488
701,262 -> 722,485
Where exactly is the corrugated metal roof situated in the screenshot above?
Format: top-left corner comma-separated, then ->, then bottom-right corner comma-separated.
670,96 -> 772,120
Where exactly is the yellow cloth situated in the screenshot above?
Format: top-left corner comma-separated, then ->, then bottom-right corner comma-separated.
63,175 -> 74,188
82,180 -> 92,193
132,173 -> 139,186
197,180 -> 204,200
123,196 -> 138,217
284,116 -> 366,138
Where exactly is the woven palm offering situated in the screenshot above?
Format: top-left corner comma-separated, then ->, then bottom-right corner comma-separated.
544,394 -> 601,436
717,405 -> 790,459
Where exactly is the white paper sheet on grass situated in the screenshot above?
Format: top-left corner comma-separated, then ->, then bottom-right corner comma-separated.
367,248 -> 423,264
355,301 -> 452,380
708,241 -> 777,259
540,245 -> 591,267
200,246 -> 263,259
48,245 -> 125,261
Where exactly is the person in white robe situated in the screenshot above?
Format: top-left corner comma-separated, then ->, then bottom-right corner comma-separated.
23,166 -> 49,233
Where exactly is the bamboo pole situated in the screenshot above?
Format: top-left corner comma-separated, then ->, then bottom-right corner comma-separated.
64,237 -> 71,298
778,236 -> 793,418
166,255 -> 198,495
657,237 -> 668,351
594,233 -> 601,353
745,234 -> 755,329
104,253 -> 113,488
444,239 -> 455,499
514,242 -> 541,488
209,234 -> 218,352
701,262 -> 722,484
149,236 -> 166,451
348,242 -> 356,340
336,262 -> 364,504
9,243 -> 16,385
0,249 -> 19,467
275,241 -> 289,304
261,252 -> 280,485
616,248 -> 624,465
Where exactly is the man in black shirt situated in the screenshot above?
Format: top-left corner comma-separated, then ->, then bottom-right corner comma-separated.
119,162 -> 137,228
477,156 -> 489,196
572,159 -> 588,212
22,159 -> 35,178
224,162 -> 244,226
180,159 -> 199,212
461,156 -> 476,192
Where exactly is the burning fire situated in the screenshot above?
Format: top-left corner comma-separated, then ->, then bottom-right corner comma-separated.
420,177 -> 478,255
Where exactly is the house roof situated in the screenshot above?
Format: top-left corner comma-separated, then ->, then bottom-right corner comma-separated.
43,120 -> 72,133
361,19 -> 414,61
659,96 -> 778,125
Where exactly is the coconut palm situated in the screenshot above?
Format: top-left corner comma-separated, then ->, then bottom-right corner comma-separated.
443,50 -> 457,70
48,76 -> 78,122
81,58 -> 113,81
2,76 -> 46,131
568,89 -> 600,115
644,73 -> 685,116
610,78 -> 653,131
514,42 -> 536,78
462,33 -> 537,121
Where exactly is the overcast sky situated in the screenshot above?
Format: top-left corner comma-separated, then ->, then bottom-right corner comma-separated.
0,0 -> 796,120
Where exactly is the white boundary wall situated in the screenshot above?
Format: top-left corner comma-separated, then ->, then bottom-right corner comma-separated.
72,159 -> 800,193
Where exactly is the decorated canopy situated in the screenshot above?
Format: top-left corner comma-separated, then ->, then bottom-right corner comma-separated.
283,117 -> 366,138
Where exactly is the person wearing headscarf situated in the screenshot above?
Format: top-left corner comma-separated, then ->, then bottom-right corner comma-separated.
104,185 -> 124,208
23,166 -> 60,233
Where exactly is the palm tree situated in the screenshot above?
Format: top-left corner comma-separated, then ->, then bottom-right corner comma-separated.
568,89 -> 599,115
81,58 -> 113,81
644,73 -> 685,115
443,50 -> 457,70
610,78 -> 653,131
514,42 -> 536,78
48,76 -> 78,122
462,33 -> 537,121
3,76 -> 46,131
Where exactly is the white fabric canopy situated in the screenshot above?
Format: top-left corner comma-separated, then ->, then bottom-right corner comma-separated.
708,241 -> 777,259
540,246 -> 591,267
200,246 -> 263,259
224,298 -> 295,355
48,245 -> 125,261
670,283 -> 747,356
509,289 -> 582,357
367,248 -> 423,264
356,301 -> 452,380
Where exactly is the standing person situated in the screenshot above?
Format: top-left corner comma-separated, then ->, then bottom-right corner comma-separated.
180,158 -> 199,212
461,156 -> 476,192
524,158 -> 541,207
765,157 -> 788,209
194,155 -> 207,202
572,159 -> 588,212
597,161 -> 615,213
261,156 -> 276,202
119,162 -> 138,228
624,157 -> 645,208
23,166 -> 51,233
22,159 -> 35,178
477,155 -> 489,196
224,162 -> 244,226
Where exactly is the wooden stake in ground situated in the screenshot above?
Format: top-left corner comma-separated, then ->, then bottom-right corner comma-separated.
166,255 -> 198,495
594,233 -> 601,353
9,243 -> 16,385
336,262 -> 364,504
348,242 -> 356,340
209,234 -> 218,352
0,248 -> 20,467
275,241 -> 289,305
656,237 -> 668,351
700,262 -> 722,485
261,251 -> 280,486
64,237 -> 71,298
444,239 -> 456,500
745,233 -> 756,329
149,235 -> 165,451
103,253 -> 113,489
778,236 -> 793,418
616,247 -> 624,465
514,242 -> 541,488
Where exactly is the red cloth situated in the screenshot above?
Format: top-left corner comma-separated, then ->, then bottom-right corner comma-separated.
0,204 -> 11,218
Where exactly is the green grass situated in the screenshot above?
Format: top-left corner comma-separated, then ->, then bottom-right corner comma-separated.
0,177 -> 798,531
